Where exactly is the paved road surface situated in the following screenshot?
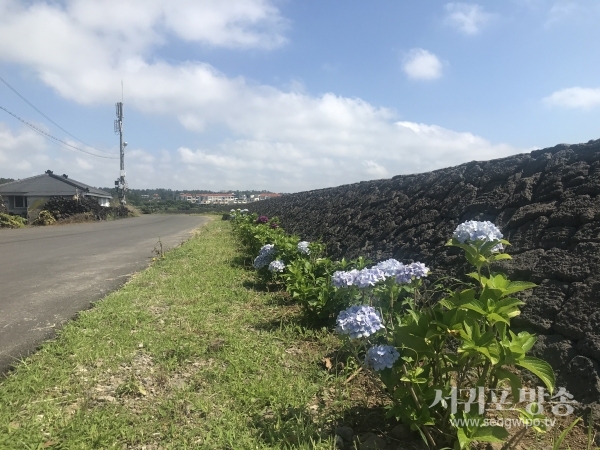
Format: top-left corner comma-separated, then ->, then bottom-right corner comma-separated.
0,214 -> 210,373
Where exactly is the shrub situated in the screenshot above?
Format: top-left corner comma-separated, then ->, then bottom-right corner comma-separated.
0,212 -> 26,229
333,221 -> 555,449
32,210 -> 56,226
231,213 -> 558,449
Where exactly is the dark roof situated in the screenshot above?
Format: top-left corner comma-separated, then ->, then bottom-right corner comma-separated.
0,171 -> 112,198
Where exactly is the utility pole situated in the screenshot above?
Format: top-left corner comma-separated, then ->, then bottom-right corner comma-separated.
114,101 -> 128,204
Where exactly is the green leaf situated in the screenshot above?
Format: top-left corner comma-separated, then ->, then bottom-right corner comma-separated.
494,297 -> 526,312
479,239 -> 501,254
456,428 -> 471,449
474,346 -> 498,364
438,298 -> 455,310
479,286 -> 503,303
502,281 -> 537,296
491,253 -> 512,261
494,368 -> 522,402
487,313 -> 510,326
553,417 -> 581,450
472,425 -> 509,443
394,328 -> 434,355
466,272 -> 482,282
516,357 -> 555,395
514,332 -> 537,353
460,299 -> 487,316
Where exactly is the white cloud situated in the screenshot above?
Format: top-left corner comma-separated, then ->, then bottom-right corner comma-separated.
545,1 -> 580,26
364,161 -> 388,178
444,3 -> 493,35
0,0 -> 522,192
0,123 -> 116,184
402,49 -> 443,81
543,87 -> 600,110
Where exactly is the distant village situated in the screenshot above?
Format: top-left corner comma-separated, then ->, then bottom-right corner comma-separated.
140,191 -> 282,204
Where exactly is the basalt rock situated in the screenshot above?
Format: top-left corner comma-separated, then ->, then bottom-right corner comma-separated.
246,138 -> 600,403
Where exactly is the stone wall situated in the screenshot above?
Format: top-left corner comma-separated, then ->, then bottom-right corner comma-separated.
246,138 -> 600,405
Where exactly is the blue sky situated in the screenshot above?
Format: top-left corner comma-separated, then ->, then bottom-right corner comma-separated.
0,0 -> 599,192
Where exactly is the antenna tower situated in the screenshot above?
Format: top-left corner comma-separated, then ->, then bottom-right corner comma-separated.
114,101 -> 127,204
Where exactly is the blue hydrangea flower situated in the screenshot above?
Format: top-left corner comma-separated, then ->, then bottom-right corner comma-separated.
354,267 -> 386,288
297,241 -> 310,255
253,244 -> 276,269
336,305 -> 384,339
268,260 -> 285,272
332,269 -> 358,288
395,262 -> 430,284
374,259 -> 404,277
365,345 -> 400,371
407,262 -> 429,279
395,266 -> 412,284
453,220 -> 503,251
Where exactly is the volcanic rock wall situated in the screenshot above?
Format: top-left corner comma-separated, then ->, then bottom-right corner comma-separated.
247,138 -> 600,405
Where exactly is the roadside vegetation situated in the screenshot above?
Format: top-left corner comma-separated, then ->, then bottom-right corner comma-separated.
231,210 -> 598,450
137,199 -> 227,215
0,216 -> 596,449
0,212 -> 26,228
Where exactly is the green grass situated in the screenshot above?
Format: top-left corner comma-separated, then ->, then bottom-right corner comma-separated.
0,221 -> 362,449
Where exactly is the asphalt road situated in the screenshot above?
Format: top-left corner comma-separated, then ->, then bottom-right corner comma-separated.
0,214 -> 211,373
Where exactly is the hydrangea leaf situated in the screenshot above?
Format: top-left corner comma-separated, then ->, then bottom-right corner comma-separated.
516,357 -> 555,395
472,425 -> 509,442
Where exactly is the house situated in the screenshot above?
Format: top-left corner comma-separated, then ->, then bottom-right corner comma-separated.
196,193 -> 235,204
0,170 -> 112,219
258,193 -> 282,201
178,193 -> 197,203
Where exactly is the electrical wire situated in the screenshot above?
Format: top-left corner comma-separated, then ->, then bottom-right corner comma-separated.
0,105 -> 119,160
0,75 -> 117,155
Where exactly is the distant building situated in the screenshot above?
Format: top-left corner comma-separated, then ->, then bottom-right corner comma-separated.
197,193 -> 235,204
0,170 -> 112,220
178,193 -> 196,202
258,193 -> 282,200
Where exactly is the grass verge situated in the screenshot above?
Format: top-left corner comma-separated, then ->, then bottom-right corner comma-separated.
0,221 -> 383,449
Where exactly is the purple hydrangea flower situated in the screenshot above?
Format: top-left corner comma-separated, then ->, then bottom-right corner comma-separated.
268,260 -> 285,272
365,345 -> 400,371
270,222 -> 279,229
336,305 -> 384,339
256,215 -> 269,224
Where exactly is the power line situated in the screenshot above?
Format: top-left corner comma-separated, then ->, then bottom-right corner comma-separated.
0,75 -> 117,155
0,105 -> 119,160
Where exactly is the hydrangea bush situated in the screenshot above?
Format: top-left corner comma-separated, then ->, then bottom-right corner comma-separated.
331,221 -> 555,449
231,213 -> 555,449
